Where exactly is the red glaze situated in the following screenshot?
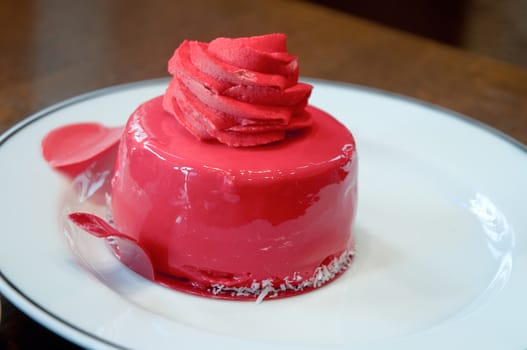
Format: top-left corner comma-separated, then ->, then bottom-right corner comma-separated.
110,96 -> 358,299
41,123 -> 123,177
68,212 -> 155,281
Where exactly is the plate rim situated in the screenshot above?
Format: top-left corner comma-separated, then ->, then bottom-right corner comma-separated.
1,77 -> 526,350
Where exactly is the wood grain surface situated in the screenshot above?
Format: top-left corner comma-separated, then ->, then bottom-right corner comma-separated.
1,0 -> 526,349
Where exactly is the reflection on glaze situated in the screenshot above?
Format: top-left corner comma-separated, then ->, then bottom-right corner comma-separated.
110,96 -> 358,300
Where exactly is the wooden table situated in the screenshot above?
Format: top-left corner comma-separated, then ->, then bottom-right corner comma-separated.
1,1 -> 526,349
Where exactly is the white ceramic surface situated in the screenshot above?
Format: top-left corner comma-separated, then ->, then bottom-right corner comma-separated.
0,79 -> 526,350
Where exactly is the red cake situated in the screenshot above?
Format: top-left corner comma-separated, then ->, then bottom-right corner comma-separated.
44,33 -> 358,301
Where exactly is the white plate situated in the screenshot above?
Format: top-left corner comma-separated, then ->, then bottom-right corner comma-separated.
1,79 -> 526,350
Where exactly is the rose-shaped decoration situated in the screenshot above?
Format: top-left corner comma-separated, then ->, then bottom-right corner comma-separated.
163,33 -> 313,147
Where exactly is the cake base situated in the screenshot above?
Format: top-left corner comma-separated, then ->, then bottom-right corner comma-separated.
152,249 -> 354,302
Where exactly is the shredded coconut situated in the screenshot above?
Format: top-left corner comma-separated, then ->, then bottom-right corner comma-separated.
208,249 -> 354,302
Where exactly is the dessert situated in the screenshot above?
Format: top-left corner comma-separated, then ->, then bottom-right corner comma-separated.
44,33 -> 358,301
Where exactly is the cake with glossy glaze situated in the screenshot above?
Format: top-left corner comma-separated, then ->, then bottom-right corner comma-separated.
110,34 -> 358,300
